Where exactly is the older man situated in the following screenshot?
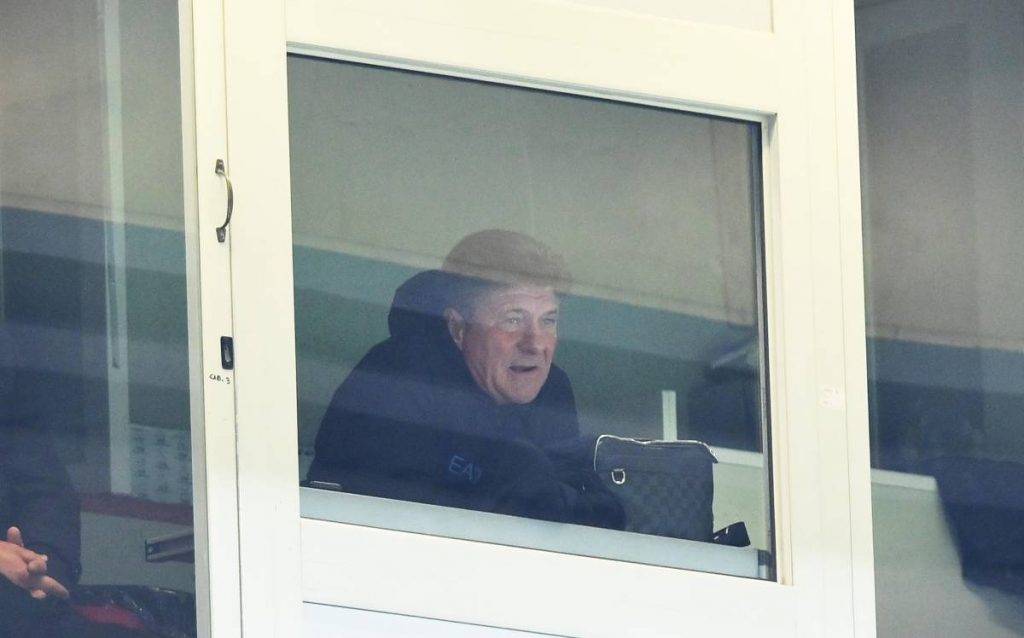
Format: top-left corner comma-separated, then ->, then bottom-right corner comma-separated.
308,230 -> 623,528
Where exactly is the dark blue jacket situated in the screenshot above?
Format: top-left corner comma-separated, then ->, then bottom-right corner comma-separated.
0,324 -> 82,630
308,271 -> 623,529
0,325 -> 80,587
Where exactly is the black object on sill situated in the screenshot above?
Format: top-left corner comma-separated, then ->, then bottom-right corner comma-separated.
145,529 -> 194,564
712,521 -> 751,548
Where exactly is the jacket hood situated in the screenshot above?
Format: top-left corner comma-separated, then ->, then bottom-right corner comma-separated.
386,269 -> 459,343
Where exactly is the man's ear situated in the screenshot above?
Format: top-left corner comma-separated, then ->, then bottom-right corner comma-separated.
445,308 -> 466,350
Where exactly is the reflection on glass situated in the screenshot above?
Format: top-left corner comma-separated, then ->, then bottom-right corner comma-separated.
1,1 -> 196,636
290,56 -> 771,578
857,0 -> 1024,635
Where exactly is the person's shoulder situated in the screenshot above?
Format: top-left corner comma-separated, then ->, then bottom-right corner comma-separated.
353,334 -> 456,378
540,364 -> 575,403
520,364 -> 578,442
326,335 -> 463,420
547,363 -> 572,386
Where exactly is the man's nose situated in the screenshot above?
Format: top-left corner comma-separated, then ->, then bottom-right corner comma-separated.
517,323 -> 541,352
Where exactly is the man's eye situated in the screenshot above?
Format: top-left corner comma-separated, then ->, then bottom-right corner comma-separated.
542,316 -> 558,327
500,316 -> 522,328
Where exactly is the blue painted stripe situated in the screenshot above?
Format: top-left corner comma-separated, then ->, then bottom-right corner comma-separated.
6,207 -> 1023,396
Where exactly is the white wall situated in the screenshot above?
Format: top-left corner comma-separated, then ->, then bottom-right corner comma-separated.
857,0 -> 1024,352
287,56 -> 761,323
0,1 -> 110,219
0,0 -> 183,229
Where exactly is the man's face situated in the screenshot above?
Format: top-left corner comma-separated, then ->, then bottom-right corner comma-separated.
446,286 -> 559,405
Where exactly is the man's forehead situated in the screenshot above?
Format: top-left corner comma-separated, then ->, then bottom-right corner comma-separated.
481,286 -> 559,311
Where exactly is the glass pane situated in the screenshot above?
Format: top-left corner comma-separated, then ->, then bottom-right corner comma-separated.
857,0 -> 1024,635
291,56 -> 772,579
1,1 -> 197,636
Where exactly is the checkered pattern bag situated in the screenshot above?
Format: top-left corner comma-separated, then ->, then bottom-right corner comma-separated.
593,435 -> 717,542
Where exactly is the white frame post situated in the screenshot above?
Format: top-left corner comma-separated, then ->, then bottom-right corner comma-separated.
183,0 -> 305,634
220,0 -> 305,635
833,0 -> 877,631
185,0 -> 244,635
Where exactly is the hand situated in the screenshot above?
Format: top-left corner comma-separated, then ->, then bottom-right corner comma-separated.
0,527 -> 69,600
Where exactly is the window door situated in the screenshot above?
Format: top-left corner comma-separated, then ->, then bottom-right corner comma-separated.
218,0 -> 875,635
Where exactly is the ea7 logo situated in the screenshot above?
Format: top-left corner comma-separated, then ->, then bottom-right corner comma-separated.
448,455 -> 483,484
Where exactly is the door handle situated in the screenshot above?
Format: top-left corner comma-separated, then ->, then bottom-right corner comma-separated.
215,159 -> 233,242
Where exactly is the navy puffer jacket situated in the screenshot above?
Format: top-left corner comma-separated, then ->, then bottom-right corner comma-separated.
307,271 -> 623,529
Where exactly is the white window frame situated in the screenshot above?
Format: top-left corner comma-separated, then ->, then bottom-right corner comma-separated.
208,0 -> 876,635
185,1 -> 240,636
186,0 -> 305,635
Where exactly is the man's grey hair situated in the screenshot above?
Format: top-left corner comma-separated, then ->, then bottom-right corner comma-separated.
441,229 -> 571,320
